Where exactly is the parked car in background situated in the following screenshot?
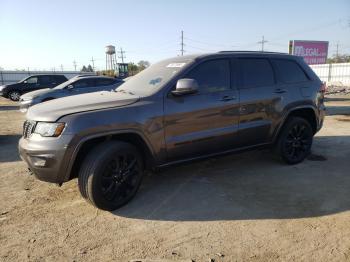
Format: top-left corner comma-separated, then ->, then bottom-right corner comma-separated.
19,76 -> 124,112
19,52 -> 325,211
0,74 -> 67,101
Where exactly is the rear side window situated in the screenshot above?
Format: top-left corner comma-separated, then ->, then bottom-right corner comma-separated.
95,78 -> 114,86
272,59 -> 308,83
39,76 -> 51,84
239,58 -> 274,88
55,75 -> 67,82
185,59 -> 230,93
73,79 -> 95,88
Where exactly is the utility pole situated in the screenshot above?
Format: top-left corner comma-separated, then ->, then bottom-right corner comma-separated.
60,64 -> 64,71
180,30 -> 185,56
118,48 -> 126,63
258,35 -> 268,52
90,57 -> 95,71
73,60 -> 77,71
336,42 -> 339,62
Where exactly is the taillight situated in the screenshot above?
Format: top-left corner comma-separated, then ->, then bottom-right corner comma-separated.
319,82 -> 327,93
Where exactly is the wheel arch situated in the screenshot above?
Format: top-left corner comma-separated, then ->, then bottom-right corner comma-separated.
273,106 -> 318,143
66,131 -> 156,181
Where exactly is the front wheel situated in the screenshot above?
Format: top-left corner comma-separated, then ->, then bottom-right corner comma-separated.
276,117 -> 313,165
78,141 -> 144,211
8,91 -> 21,101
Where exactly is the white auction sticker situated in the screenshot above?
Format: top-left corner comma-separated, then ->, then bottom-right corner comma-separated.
166,63 -> 186,68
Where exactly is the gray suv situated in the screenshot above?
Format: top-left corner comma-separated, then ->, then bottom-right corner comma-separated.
19,52 -> 326,211
19,76 -> 123,111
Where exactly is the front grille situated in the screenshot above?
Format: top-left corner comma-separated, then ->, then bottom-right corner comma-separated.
23,120 -> 36,139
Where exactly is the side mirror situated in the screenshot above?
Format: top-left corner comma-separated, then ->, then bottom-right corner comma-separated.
171,78 -> 198,96
67,84 -> 74,90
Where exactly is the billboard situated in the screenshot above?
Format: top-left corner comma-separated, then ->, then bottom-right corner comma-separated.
289,40 -> 329,65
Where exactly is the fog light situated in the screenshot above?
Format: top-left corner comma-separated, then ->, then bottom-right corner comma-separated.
32,156 -> 47,167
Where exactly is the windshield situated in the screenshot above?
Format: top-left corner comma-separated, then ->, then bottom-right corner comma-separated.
20,76 -> 32,82
116,58 -> 194,96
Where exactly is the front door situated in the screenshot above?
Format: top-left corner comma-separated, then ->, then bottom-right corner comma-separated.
164,58 -> 240,161
24,76 -> 40,92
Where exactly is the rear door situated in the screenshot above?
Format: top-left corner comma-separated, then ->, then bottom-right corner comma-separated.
37,75 -> 53,89
237,57 -> 282,147
164,58 -> 240,161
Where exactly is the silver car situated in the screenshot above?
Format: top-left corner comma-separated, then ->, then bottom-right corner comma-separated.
19,76 -> 124,112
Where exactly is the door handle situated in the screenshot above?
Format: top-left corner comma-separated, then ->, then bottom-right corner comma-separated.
274,88 -> 287,94
221,95 -> 236,101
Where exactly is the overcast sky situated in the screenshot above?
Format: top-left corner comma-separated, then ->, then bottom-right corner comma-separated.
1,0 -> 349,71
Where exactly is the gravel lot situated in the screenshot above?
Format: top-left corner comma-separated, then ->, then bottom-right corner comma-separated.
1,95 -> 350,262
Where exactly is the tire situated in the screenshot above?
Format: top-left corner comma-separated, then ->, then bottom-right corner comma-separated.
275,117 -> 313,165
78,141 -> 144,211
8,91 -> 21,101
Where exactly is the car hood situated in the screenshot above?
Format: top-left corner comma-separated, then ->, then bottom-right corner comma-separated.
20,88 -> 54,99
27,91 -> 140,122
1,83 -> 21,90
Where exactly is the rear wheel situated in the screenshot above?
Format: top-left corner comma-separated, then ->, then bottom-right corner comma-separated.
276,117 -> 313,164
8,91 -> 21,101
78,141 -> 144,211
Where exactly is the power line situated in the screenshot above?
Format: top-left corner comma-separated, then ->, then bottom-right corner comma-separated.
118,48 -> 126,63
73,60 -> 77,71
60,64 -> 64,71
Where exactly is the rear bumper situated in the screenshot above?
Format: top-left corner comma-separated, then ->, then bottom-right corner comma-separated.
18,134 -> 74,183
317,104 -> 326,132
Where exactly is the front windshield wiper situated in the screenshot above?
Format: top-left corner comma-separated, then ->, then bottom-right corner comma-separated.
115,89 -> 135,95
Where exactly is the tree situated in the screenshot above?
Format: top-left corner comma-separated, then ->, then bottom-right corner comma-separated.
327,54 -> 350,63
87,64 -> 94,72
81,64 -> 94,72
137,60 -> 150,71
128,63 -> 139,76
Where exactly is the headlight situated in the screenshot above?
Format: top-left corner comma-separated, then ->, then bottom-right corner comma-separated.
34,122 -> 65,137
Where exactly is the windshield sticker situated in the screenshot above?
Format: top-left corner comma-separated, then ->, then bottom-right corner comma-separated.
166,63 -> 186,68
149,77 -> 162,85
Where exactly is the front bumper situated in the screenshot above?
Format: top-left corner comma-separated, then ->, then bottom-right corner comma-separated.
18,134 -> 74,183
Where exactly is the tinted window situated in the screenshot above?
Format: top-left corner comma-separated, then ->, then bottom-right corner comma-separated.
240,58 -> 274,88
185,59 -> 230,93
272,59 -> 308,83
39,76 -> 51,84
95,78 -> 114,86
26,77 -> 38,84
73,79 -> 95,88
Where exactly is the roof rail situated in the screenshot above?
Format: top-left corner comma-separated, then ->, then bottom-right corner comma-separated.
218,50 -> 288,55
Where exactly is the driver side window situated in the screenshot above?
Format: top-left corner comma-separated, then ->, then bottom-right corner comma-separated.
26,77 -> 38,84
185,59 -> 230,94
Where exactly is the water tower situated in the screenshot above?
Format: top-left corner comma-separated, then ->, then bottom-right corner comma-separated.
105,45 -> 117,72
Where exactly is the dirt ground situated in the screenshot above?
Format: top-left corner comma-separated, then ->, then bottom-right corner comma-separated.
1,95 -> 350,262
